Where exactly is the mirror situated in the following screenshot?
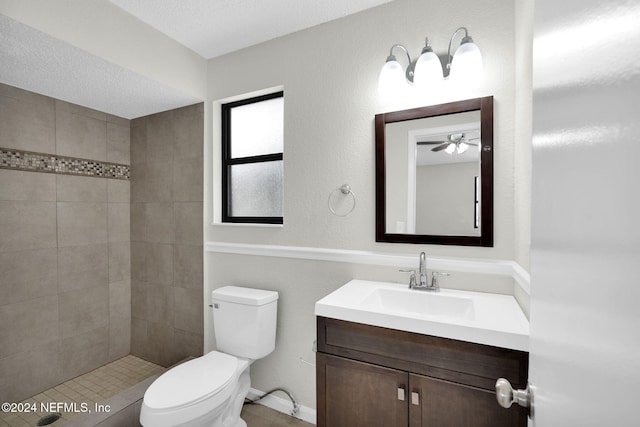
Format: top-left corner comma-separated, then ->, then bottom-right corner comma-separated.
375,96 -> 493,246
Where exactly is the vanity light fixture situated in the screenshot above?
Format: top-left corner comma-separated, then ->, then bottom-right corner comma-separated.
378,27 -> 483,94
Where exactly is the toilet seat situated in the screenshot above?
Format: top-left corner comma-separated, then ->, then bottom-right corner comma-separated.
141,351 -> 249,426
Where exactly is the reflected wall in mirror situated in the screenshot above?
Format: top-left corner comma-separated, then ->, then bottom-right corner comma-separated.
375,96 -> 493,246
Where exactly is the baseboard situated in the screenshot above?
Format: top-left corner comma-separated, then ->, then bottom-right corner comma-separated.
247,388 -> 317,425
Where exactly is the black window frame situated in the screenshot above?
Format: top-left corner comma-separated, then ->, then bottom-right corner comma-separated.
221,91 -> 284,224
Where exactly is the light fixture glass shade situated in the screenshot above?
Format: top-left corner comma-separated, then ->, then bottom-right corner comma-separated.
449,41 -> 483,83
413,51 -> 443,88
445,143 -> 456,154
457,142 -> 469,153
378,58 -> 405,95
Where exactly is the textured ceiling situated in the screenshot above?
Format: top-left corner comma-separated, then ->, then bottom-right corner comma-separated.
0,0 -> 391,118
0,14 -> 201,119
108,0 -> 393,59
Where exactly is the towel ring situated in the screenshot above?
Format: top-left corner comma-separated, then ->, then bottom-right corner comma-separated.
328,184 -> 356,217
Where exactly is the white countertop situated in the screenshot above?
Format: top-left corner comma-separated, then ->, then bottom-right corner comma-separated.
315,279 -> 529,351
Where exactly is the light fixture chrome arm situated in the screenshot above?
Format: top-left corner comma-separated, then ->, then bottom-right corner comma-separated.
386,44 -> 414,83
445,27 -> 471,75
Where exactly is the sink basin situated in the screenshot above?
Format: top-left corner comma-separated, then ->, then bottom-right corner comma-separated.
359,287 -> 475,320
315,279 -> 529,351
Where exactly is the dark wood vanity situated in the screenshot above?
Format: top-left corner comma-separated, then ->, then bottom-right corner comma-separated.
316,316 -> 528,427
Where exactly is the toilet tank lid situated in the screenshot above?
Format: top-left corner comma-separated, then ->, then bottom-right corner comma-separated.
212,286 -> 278,306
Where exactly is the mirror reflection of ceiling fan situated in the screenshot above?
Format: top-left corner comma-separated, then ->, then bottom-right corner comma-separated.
417,133 -> 479,154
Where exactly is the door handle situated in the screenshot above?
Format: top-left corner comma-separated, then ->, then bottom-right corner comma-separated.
495,378 -> 531,409
397,387 -> 405,401
411,391 -> 420,406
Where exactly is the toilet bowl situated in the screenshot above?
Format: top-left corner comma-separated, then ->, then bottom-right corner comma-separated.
140,286 -> 278,427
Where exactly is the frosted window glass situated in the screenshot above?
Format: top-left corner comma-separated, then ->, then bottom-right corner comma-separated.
230,161 -> 283,217
231,97 -> 283,158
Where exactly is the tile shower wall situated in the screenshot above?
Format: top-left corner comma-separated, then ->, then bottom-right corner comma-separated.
130,103 -> 204,367
0,83 -> 131,403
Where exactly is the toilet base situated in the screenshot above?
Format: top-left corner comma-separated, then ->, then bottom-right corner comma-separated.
216,367 -> 251,427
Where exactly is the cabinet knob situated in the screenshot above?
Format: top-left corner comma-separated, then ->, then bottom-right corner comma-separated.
397,387 -> 405,401
495,378 -> 531,409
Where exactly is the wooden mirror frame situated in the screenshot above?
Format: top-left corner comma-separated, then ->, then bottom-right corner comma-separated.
375,96 -> 494,246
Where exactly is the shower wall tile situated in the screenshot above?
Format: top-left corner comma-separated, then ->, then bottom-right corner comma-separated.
57,174 -> 107,202
0,88 -> 56,153
130,119 -> 147,165
145,161 -> 173,202
130,242 -> 147,282
0,249 -> 57,305
59,326 -> 110,381
55,99 -> 107,122
130,318 -> 148,358
109,241 -> 131,283
145,284 -> 174,326
174,202 -> 203,245
173,157 -> 203,202
110,280 -> 132,320
130,203 -> 147,242
145,202 -> 174,243
0,341 -> 60,404
56,109 -> 107,161
173,245 -> 203,290
107,121 -> 130,165
146,243 -> 173,286
58,285 -> 109,339
173,103 -> 204,161
173,329 -> 204,361
108,202 -> 130,242
146,321 -> 174,367
107,178 -> 130,203
57,201 -> 108,247
131,281 -> 148,320
174,287 -> 204,334
130,103 -> 204,366
0,295 -> 59,359
0,84 -> 131,402
108,315 -> 131,360
57,243 -> 109,292
0,169 -> 56,201
145,113 -> 174,163
0,201 -> 57,252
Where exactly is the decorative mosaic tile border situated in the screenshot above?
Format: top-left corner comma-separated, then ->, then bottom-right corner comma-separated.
0,147 -> 129,180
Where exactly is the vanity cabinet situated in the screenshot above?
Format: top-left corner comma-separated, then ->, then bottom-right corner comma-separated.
316,317 -> 528,427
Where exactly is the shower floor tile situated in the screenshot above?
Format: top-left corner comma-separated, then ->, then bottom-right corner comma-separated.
0,355 -> 164,426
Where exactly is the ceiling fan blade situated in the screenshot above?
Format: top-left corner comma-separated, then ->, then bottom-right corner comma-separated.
417,140 -> 448,145
431,142 -> 451,152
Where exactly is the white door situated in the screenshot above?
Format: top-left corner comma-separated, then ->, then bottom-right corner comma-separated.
529,0 -> 640,425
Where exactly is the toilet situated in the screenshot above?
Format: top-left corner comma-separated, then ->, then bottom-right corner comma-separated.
140,286 -> 279,427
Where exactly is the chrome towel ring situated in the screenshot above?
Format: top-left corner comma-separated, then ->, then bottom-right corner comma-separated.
328,184 -> 356,217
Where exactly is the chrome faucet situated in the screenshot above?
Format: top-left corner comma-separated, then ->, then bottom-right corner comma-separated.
400,252 -> 438,291
419,252 -> 428,287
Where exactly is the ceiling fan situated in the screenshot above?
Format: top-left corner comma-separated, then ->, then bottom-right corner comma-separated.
417,133 -> 479,153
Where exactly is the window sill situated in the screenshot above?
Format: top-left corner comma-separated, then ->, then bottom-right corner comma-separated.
211,221 -> 284,229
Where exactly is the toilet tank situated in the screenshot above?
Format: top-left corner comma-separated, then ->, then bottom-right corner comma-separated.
212,286 -> 278,359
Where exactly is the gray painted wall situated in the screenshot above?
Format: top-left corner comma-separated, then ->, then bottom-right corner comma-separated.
204,0 -> 531,410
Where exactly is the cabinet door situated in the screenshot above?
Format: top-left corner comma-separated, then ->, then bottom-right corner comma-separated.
409,374 -> 527,427
317,353 -> 408,427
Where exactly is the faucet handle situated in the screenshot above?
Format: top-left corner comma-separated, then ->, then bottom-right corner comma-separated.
430,271 -> 450,289
399,269 -> 417,288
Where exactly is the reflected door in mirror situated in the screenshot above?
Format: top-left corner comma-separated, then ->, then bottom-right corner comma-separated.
375,97 -> 493,246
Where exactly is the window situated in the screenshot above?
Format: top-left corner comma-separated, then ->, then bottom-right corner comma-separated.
221,91 -> 284,224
